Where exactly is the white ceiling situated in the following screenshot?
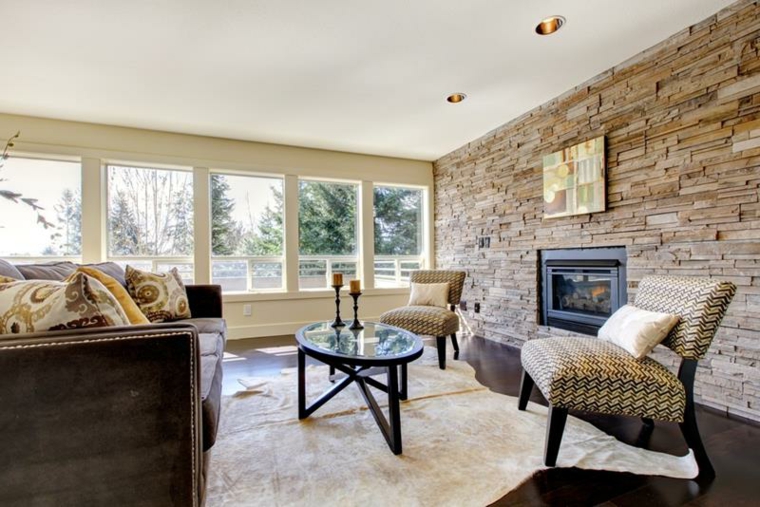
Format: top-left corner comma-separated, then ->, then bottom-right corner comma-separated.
0,0 -> 736,161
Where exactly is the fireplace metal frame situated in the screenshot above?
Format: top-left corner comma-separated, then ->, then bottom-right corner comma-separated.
540,247 -> 627,335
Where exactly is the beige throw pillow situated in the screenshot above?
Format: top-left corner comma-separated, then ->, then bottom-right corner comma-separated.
126,266 -> 191,323
597,304 -> 680,360
0,273 -> 130,335
408,282 -> 450,308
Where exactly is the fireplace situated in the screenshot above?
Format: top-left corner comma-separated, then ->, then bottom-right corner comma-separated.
540,247 -> 627,335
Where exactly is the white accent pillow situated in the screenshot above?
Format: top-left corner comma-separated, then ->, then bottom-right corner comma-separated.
408,282 -> 450,308
598,304 -> 680,360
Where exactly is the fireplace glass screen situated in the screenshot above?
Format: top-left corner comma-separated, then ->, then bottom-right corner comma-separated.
541,247 -> 627,335
551,273 -> 613,318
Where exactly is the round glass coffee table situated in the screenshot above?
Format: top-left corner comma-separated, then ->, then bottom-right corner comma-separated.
295,321 -> 423,455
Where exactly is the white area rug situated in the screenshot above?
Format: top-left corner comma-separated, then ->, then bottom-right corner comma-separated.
207,347 -> 697,506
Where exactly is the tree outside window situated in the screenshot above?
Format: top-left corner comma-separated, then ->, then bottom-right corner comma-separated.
298,180 -> 358,289
107,165 -> 194,282
374,185 -> 424,287
0,156 -> 82,257
210,174 -> 284,292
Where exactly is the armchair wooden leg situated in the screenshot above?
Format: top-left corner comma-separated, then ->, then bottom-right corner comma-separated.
678,359 -> 716,481
680,403 -> 715,480
451,333 -> 459,360
544,405 -> 568,467
518,369 -> 534,411
436,336 -> 446,369
635,418 -> 656,448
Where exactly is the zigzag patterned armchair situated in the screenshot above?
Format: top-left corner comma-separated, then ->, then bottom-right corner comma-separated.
518,276 -> 736,479
380,270 -> 466,370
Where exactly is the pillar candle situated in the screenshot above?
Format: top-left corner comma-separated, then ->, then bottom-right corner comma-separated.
332,273 -> 343,286
350,280 -> 361,293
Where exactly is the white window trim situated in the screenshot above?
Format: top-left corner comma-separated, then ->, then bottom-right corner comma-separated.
5,155 -> 433,301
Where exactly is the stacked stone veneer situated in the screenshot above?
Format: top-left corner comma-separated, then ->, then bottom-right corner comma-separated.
434,1 -> 760,421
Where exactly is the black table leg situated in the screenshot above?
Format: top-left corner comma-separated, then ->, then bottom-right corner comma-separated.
399,363 -> 408,401
298,348 -> 411,454
298,347 -> 306,419
387,365 -> 402,454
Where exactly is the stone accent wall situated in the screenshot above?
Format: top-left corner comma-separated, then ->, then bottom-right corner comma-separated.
433,1 -> 760,421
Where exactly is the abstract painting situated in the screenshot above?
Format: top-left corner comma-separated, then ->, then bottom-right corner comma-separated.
542,136 -> 606,218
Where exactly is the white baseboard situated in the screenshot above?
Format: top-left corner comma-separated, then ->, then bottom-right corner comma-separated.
227,316 -> 382,340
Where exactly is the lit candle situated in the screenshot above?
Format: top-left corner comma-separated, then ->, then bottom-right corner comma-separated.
332,273 -> 343,286
350,280 -> 361,294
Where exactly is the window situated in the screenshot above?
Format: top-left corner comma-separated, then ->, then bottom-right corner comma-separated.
0,157 -> 82,258
298,180 -> 358,289
374,185 -> 425,287
107,165 -> 194,282
210,174 -> 284,292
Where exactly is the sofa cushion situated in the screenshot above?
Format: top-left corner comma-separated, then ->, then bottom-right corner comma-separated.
198,330 -> 225,451
0,259 -> 24,280
186,317 -> 228,340
126,266 -> 191,323
16,261 -> 77,281
0,273 -> 130,335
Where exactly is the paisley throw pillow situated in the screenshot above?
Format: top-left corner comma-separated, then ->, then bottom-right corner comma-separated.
0,273 -> 130,335
66,267 -> 150,325
125,266 -> 191,323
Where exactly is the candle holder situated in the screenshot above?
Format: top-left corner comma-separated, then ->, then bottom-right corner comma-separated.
330,284 -> 345,328
348,291 -> 364,330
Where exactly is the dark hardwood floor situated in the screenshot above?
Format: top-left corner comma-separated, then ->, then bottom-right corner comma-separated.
223,334 -> 760,507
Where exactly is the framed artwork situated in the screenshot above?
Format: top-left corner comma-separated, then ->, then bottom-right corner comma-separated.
542,136 -> 606,218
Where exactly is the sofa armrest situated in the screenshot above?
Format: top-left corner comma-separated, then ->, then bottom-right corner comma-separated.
0,324 -> 203,506
186,284 -> 223,318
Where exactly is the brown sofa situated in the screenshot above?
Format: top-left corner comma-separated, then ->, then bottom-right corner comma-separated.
0,260 -> 226,506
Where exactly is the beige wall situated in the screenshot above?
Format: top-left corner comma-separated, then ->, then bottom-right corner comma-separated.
0,113 -> 434,338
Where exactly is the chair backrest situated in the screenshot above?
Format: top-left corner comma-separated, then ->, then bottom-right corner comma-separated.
410,270 -> 467,305
633,276 -> 736,360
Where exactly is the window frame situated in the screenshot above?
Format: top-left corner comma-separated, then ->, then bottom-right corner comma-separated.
209,170 -> 286,294
104,162 -> 195,275
2,150 -> 433,299
372,182 -> 428,288
297,177 -> 361,291
0,154 -> 83,260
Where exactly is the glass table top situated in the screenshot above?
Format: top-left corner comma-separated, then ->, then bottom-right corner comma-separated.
297,321 -> 421,359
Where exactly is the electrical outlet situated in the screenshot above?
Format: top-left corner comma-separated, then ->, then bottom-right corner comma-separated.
474,302 -> 481,313
243,304 -> 252,316
459,300 -> 467,311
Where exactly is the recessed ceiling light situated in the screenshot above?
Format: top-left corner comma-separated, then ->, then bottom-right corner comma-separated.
446,93 -> 467,104
535,16 -> 565,36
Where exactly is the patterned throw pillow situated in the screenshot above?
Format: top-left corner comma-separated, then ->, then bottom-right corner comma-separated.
125,266 -> 191,323
0,273 -> 130,335
66,267 -> 150,325
0,276 -> 17,284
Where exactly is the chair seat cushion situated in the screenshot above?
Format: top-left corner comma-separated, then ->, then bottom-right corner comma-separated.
521,336 -> 686,422
379,305 -> 459,337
